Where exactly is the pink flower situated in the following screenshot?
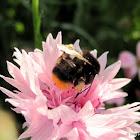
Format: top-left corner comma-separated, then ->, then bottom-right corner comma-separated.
106,89 -> 125,105
119,41 -> 140,81
54,101 -> 140,140
106,97 -> 125,106
0,32 -> 140,140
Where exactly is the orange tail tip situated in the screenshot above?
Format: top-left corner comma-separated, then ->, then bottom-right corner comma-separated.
52,74 -> 72,91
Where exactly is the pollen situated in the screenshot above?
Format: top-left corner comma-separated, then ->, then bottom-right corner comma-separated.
75,81 -> 85,91
52,74 -> 72,90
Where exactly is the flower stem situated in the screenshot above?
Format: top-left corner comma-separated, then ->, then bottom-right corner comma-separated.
32,0 -> 42,49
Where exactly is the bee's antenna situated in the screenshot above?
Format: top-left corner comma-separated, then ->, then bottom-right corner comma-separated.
75,85 -> 91,98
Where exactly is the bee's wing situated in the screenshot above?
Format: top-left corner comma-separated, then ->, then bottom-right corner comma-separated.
57,44 -> 91,65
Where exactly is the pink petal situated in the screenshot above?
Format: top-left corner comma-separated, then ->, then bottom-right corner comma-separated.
48,106 -> 61,125
42,33 -> 61,76
35,93 -> 48,116
56,31 -> 62,44
102,91 -> 127,101
6,98 -> 21,107
61,128 -> 79,140
7,61 -> 18,78
87,127 -> 116,139
13,47 -> 22,65
106,97 -> 125,105
21,52 -> 37,94
58,124 -> 73,138
118,134 -> 135,140
85,114 -> 113,127
119,51 -> 136,68
7,61 -> 26,84
124,67 -> 137,79
98,51 -> 109,73
136,41 -> 140,59
100,61 -> 121,81
46,33 -> 54,47
0,87 -> 20,99
90,49 -> 97,58
102,102 -> 140,114
19,116 -> 55,140
110,78 -> 131,91
0,75 -> 35,98
73,39 -> 82,54
124,123 -> 140,133
20,50 -> 28,79
61,105 -> 78,123
96,131 -> 118,140
79,101 -> 95,120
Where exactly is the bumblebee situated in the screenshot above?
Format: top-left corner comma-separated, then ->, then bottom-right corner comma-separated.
52,44 -> 100,91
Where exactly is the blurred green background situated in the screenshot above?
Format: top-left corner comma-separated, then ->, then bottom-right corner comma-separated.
0,0 -> 140,139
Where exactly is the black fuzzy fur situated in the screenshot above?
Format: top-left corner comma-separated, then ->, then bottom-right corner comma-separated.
52,51 -> 100,86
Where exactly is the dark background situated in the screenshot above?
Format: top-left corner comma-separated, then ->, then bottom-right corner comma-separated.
0,0 -> 140,139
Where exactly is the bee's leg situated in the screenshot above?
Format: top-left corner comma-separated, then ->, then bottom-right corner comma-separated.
75,81 -> 85,91
74,77 -> 86,91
